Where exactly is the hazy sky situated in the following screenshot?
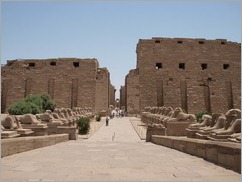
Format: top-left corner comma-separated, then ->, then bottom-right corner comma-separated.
2,1 -> 241,98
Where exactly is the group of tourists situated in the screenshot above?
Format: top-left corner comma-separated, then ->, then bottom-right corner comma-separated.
105,108 -> 125,126
110,108 -> 124,119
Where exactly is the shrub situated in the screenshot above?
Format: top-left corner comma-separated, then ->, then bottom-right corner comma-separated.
7,93 -> 56,115
195,111 -> 212,123
77,117 -> 90,134
40,93 -> 56,112
95,115 -> 101,122
8,101 -> 41,115
24,95 -> 43,112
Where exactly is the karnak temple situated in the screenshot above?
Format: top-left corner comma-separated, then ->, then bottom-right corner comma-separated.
122,37 -> 241,115
1,58 -> 115,113
1,37 -> 242,180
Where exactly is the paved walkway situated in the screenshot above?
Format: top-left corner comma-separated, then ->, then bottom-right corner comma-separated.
130,117 -> 147,140
88,117 -> 140,142
1,117 -> 240,181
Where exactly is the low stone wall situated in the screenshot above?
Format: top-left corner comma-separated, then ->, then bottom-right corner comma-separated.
146,127 -> 165,142
1,134 -> 69,158
57,126 -> 78,140
166,121 -> 190,136
151,135 -> 241,173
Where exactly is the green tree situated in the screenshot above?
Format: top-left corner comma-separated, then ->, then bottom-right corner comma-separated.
8,101 -> 41,115
8,93 -> 56,115
40,93 -> 56,112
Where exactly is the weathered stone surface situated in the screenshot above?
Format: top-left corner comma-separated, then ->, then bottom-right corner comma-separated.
216,142 -> 241,169
57,126 -> 77,140
166,121 -> 190,136
1,134 -> 69,157
1,131 -> 20,139
173,139 -> 186,152
125,38 -> 241,115
1,58 -> 115,113
196,141 -> 207,158
146,124 -> 165,142
125,69 -> 140,115
21,124 -> 48,136
205,141 -> 218,163
151,135 -> 241,172
99,110 -> 107,117
119,86 -> 126,110
186,140 -> 197,156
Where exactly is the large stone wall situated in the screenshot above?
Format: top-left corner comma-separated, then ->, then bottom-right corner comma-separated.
126,37 -> 241,114
1,58 -> 113,113
125,69 -> 140,115
119,85 -> 126,109
109,84 -> 116,107
95,68 -> 110,112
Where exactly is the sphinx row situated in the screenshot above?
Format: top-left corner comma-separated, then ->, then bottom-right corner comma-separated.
141,106 -> 241,143
186,108 -> 241,142
142,106 -> 196,126
1,107 -> 95,139
142,106 -> 196,141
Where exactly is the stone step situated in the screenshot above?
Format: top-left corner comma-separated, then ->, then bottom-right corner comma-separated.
1,131 -> 20,139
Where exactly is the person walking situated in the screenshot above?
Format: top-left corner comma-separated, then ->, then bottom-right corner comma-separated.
106,116 -> 109,126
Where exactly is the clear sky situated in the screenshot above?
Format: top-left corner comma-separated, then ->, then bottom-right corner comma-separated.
1,1 -> 241,98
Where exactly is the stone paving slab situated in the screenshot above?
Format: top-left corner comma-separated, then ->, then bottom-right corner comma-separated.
88,117 -> 141,142
130,117 -> 147,140
1,117 -> 241,181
